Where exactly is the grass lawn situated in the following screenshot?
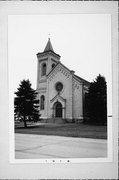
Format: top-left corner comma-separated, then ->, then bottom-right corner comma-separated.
15,122 -> 107,139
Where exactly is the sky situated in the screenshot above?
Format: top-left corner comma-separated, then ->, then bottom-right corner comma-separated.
8,14 -> 112,115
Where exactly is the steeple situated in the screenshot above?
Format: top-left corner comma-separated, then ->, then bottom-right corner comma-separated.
44,38 -> 54,52
37,38 -> 61,62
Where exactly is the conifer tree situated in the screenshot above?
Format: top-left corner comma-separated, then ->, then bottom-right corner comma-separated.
14,79 -> 40,128
85,74 -> 107,125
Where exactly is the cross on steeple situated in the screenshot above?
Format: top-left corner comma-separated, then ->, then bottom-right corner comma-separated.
48,33 -> 51,39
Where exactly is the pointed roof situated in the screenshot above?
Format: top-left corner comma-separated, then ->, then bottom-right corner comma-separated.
44,38 -> 54,52
37,38 -> 60,58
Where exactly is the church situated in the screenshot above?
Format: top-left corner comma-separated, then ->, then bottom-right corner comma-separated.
36,39 -> 90,123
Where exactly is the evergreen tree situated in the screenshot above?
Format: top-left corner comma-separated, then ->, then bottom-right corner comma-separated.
14,79 -> 40,128
85,74 -> 107,125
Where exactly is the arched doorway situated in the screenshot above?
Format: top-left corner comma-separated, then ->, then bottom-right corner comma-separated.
55,102 -> 62,118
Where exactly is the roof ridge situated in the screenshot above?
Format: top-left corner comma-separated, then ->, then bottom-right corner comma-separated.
74,74 -> 90,84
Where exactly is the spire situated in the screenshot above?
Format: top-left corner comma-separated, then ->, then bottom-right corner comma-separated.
44,38 -> 54,52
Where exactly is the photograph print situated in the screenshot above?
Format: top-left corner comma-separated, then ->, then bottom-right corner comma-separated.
8,14 -> 112,161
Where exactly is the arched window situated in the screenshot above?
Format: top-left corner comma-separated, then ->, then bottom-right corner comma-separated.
42,63 -> 46,76
52,63 -> 55,69
40,95 -> 45,110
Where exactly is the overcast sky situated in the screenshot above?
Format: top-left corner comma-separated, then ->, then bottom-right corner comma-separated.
8,14 -> 112,114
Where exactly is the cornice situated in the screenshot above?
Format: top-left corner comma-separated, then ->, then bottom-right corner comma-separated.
37,50 -> 60,59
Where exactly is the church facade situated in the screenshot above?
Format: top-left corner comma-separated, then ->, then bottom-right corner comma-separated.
36,39 -> 90,123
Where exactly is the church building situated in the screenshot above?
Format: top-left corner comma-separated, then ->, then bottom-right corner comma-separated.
36,39 -> 90,123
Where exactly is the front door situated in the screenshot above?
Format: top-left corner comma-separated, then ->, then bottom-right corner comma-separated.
55,102 -> 62,118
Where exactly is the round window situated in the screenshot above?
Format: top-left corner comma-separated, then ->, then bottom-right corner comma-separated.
55,82 -> 63,92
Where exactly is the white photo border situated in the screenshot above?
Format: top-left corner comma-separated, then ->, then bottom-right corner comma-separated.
0,1 -> 118,179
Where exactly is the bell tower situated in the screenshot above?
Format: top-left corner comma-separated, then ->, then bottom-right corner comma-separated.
36,38 -> 61,89
36,38 -> 61,118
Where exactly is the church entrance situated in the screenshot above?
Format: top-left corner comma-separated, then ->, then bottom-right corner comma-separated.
55,102 -> 62,118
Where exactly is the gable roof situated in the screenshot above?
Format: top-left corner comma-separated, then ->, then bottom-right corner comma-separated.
47,61 -> 90,85
47,61 -> 70,77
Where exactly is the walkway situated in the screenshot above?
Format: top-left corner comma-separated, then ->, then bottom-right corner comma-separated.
15,133 -> 107,159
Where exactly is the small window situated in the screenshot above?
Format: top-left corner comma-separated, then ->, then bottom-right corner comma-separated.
40,95 -> 45,110
42,63 -> 46,76
52,63 -> 55,69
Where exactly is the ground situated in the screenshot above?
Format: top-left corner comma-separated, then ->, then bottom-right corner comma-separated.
15,133 -> 107,159
15,122 -> 107,139
15,122 -> 107,159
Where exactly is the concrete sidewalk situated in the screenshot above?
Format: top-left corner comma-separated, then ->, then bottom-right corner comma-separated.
15,133 -> 107,159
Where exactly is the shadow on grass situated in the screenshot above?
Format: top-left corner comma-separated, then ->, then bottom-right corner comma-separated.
15,123 -> 107,139
15,125 -> 45,129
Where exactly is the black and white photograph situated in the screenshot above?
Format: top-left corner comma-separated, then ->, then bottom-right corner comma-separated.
9,13 -> 111,161
0,1 -> 118,179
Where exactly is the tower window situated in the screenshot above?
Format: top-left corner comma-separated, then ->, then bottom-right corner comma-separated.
40,95 -> 45,110
52,63 -> 55,69
42,63 -> 46,76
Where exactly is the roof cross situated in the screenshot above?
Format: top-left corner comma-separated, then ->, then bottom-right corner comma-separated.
48,33 -> 51,40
